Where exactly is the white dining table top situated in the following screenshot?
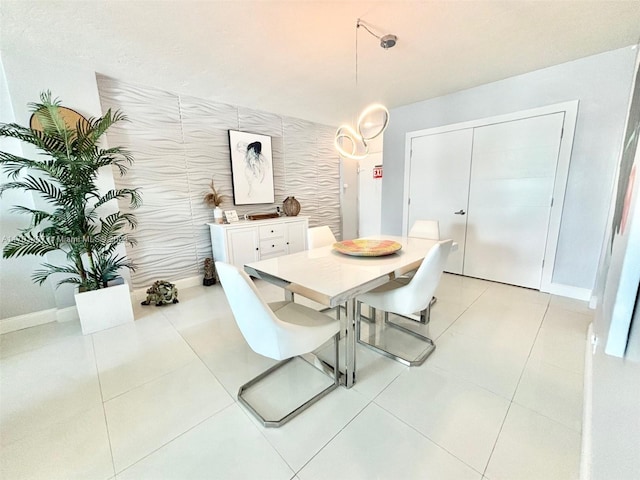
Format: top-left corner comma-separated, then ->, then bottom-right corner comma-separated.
244,235 -> 447,307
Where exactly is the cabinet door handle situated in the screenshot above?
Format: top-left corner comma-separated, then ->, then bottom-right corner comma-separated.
272,244 -> 275,248
454,210 -> 466,215
255,247 -> 259,251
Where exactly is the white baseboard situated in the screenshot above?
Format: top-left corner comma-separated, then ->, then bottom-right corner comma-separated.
546,283 -> 592,301
580,323 -> 594,480
0,305 -> 80,334
1,276 -> 204,335
0,308 -> 58,335
56,306 -> 79,323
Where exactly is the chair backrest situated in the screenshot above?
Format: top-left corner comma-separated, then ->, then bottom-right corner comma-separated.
393,240 -> 452,315
215,261 -> 285,359
409,220 -> 440,240
307,225 -> 337,249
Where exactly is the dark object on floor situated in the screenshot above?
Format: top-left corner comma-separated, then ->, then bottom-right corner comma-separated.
203,257 -> 217,286
141,280 -> 179,306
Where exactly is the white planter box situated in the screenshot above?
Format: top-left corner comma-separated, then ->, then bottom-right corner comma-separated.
75,282 -> 134,335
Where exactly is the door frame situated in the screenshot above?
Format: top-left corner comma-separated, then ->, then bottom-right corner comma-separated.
402,100 -> 579,293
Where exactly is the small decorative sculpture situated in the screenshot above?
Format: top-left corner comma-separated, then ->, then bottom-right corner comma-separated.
203,257 -> 217,286
141,280 -> 179,306
283,196 -> 301,216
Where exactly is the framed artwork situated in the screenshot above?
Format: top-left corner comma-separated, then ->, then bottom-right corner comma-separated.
228,130 -> 275,205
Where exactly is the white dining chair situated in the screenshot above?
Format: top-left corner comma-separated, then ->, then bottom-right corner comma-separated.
356,240 -> 452,366
409,219 -> 440,240
215,261 -> 341,427
307,225 -> 337,249
394,219 -> 441,314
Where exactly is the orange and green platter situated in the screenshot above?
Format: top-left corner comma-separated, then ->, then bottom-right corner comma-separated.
332,239 -> 402,257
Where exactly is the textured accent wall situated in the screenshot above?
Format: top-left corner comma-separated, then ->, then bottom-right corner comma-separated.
97,75 -> 340,289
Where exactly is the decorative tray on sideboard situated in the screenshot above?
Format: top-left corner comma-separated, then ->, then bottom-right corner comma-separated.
246,213 -> 281,221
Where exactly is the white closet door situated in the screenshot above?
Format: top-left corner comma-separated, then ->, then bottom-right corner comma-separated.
408,128 -> 473,273
464,113 -> 565,288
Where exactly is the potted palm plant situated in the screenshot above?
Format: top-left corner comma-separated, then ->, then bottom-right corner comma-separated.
0,91 -> 141,334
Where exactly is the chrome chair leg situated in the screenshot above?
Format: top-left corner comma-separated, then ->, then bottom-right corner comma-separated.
356,302 -> 436,367
237,332 -> 340,428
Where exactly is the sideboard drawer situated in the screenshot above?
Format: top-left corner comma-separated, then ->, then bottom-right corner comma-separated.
260,238 -> 286,257
259,224 -> 285,239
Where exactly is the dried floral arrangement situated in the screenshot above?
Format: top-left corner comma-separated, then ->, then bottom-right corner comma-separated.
204,179 -> 226,207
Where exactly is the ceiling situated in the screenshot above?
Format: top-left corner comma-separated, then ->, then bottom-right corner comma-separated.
2,1 -> 640,126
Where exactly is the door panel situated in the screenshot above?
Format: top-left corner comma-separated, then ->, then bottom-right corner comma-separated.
408,129 -> 473,273
464,113 -> 565,288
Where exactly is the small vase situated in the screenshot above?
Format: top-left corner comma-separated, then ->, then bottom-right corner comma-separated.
214,206 -> 224,224
283,196 -> 301,216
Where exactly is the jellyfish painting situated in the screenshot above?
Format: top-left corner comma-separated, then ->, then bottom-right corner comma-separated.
242,141 -> 268,197
229,130 -> 275,204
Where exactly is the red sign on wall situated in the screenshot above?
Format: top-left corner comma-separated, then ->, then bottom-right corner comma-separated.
373,166 -> 383,179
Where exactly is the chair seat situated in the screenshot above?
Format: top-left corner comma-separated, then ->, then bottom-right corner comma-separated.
266,301 -> 340,361
358,280 -> 424,317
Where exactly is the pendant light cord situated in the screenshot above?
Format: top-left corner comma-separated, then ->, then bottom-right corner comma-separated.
355,19 -> 359,86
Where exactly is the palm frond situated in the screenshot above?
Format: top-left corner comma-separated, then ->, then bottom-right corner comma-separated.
31,263 -> 83,288
9,206 -> 52,227
93,188 -> 142,210
3,232 -> 61,258
0,176 -> 63,204
0,123 -> 66,152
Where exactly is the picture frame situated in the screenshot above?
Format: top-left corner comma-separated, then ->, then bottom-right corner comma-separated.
228,130 -> 275,205
224,210 -> 239,223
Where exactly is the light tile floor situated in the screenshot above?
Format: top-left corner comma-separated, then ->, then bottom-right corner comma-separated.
0,274 -> 592,480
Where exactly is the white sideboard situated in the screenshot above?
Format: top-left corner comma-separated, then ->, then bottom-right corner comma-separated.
208,216 -> 309,269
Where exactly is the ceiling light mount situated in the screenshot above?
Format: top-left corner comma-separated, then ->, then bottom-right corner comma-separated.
380,34 -> 398,49
356,19 -> 398,50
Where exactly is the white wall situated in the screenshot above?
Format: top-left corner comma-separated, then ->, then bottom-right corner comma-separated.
1,51 -> 121,315
0,56 -> 57,318
98,75 -> 340,289
586,46 -> 640,480
1,50 -> 341,321
382,46 -> 637,291
358,135 -> 384,237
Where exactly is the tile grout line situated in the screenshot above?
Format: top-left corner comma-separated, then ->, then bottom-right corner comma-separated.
91,334 -> 117,479
480,297 -> 551,477
373,400 -> 484,476
292,396 -> 374,476
432,285 -> 489,340
169,309 -> 245,401
114,402 -> 238,476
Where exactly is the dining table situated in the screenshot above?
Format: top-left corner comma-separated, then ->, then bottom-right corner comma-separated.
244,235 -> 451,388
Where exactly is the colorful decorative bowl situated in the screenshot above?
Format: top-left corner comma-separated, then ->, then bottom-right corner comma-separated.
333,239 -> 402,257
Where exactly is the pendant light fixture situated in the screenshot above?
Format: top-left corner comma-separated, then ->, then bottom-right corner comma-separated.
335,19 -> 396,160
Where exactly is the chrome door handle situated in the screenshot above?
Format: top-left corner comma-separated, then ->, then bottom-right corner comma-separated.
454,210 -> 466,215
